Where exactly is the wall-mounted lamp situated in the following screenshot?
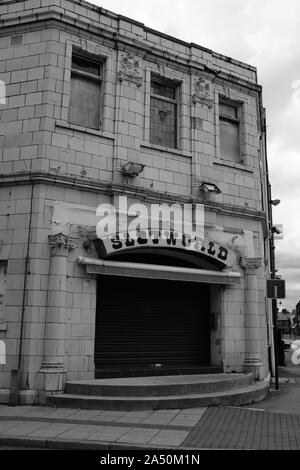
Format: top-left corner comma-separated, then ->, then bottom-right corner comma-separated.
199,182 -> 222,194
271,199 -> 281,206
272,226 -> 282,235
121,162 -> 145,177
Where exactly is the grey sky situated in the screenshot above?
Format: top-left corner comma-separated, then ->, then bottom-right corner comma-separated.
87,0 -> 300,311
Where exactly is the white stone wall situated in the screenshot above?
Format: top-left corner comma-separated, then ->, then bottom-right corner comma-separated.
0,0 -> 270,397
0,0 -> 262,207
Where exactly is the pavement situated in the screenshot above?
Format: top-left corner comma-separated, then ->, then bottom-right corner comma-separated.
0,402 -> 299,450
0,350 -> 299,451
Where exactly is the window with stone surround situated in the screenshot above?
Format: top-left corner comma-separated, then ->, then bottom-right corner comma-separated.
69,53 -> 103,130
150,77 -> 178,149
219,99 -> 241,162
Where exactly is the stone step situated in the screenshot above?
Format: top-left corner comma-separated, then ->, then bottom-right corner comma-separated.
65,373 -> 254,397
95,365 -> 223,379
46,379 -> 269,411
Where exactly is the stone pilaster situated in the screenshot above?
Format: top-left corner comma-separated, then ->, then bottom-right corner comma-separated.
240,257 -> 264,380
37,233 -> 74,396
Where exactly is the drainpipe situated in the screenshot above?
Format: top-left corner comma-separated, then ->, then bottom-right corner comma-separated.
9,179 -> 34,405
262,116 -> 279,391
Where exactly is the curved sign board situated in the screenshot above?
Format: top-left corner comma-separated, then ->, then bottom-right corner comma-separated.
96,230 -> 237,268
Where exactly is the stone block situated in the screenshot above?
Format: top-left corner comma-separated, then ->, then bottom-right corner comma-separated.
37,369 -> 66,393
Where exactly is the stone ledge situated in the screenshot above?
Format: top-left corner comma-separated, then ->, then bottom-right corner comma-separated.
55,120 -> 115,141
0,6 -> 261,91
0,322 -> 7,332
140,142 -> 192,159
213,159 -> 254,173
0,171 -> 267,222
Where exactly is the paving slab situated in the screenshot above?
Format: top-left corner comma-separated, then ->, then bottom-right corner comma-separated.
28,423 -> 76,438
0,421 -> 26,432
115,411 -> 154,424
141,415 -> 178,426
88,426 -> 131,441
58,424 -> 106,440
149,429 -> 190,447
116,427 -> 160,445
3,421 -> 51,436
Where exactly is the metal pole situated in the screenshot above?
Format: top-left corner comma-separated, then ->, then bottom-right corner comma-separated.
270,223 -> 279,391
9,179 -> 34,406
272,297 -> 279,390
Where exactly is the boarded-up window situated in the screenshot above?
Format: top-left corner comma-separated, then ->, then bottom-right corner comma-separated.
219,101 -> 240,162
69,54 -> 102,130
150,78 -> 178,149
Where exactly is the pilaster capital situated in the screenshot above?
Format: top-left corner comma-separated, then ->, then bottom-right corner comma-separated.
240,257 -> 262,272
48,233 -> 75,257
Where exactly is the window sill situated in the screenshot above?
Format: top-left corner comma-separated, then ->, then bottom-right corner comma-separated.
140,142 -> 192,158
55,121 -> 115,141
213,158 -> 253,173
0,322 -> 7,332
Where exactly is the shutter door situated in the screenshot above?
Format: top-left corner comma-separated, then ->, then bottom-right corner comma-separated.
94,275 -> 210,371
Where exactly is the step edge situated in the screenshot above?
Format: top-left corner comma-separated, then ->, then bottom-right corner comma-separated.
65,379 -> 254,396
49,381 -> 269,402
65,373 -> 253,386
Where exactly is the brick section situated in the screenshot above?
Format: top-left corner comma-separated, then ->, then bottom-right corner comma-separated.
182,407 -> 300,450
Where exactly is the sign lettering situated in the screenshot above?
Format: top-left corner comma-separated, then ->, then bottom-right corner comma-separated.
99,230 -> 235,268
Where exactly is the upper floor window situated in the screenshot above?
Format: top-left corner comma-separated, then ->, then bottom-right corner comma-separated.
219,100 -> 240,162
150,78 -> 178,149
69,53 -> 102,130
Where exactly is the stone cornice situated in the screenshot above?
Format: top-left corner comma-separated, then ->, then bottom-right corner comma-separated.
0,170 -> 267,224
0,0 -> 256,71
0,7 -> 261,94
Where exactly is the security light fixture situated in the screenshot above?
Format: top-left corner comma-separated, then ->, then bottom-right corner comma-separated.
121,162 -> 145,177
199,182 -> 222,194
272,226 -> 282,235
271,199 -> 281,206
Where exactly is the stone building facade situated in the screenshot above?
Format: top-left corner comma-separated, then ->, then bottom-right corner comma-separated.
0,0 -> 273,404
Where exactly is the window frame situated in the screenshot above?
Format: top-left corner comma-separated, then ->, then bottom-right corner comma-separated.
219,98 -> 242,163
149,75 -> 179,150
68,52 -> 103,131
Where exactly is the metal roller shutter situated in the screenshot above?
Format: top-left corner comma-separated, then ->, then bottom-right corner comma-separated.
94,275 -> 210,374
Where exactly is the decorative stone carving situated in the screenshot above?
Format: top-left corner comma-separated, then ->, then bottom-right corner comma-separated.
48,233 -> 75,257
240,257 -> 262,271
118,53 -> 143,87
192,78 -> 214,108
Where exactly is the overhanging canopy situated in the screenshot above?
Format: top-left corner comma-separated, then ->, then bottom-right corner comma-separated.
78,257 -> 241,285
